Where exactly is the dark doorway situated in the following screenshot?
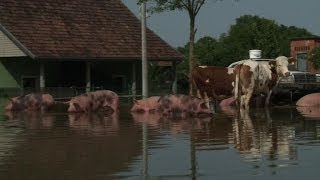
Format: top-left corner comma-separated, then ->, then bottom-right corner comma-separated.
112,75 -> 126,93
22,76 -> 37,94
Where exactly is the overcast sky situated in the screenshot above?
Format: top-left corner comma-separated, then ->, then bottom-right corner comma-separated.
122,0 -> 320,47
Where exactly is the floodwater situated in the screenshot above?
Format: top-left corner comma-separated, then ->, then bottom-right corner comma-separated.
1,99 -> 320,179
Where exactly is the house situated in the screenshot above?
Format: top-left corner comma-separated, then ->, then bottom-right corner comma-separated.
0,0 -> 183,97
290,37 -> 320,73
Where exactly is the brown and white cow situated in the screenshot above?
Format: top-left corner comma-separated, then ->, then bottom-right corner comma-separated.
234,56 -> 292,109
191,66 -> 236,108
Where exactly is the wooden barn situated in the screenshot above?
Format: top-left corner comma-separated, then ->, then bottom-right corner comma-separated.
0,0 -> 183,98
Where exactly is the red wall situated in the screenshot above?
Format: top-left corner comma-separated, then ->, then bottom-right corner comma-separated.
290,38 -> 320,73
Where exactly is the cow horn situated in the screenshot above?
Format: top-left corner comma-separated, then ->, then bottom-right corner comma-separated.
288,57 -> 296,65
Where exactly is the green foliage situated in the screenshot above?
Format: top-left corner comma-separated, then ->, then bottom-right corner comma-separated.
310,47 -> 320,69
177,15 -> 314,67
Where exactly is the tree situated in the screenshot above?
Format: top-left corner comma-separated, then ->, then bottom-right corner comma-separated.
139,0 -> 215,95
212,15 -> 313,65
310,46 -> 320,69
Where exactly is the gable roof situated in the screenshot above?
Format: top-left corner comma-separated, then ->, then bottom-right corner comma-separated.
0,0 -> 183,61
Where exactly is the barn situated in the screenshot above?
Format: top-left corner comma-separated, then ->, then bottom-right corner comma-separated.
0,0 -> 183,98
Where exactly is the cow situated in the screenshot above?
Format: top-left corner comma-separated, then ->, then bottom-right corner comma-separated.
191,66 -> 236,109
233,56 -> 292,110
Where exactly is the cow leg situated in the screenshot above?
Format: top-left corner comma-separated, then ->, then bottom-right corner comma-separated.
265,90 -> 272,107
244,89 -> 253,110
196,89 -> 202,99
204,92 -> 211,110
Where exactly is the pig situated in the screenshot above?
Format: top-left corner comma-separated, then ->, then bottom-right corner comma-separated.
157,94 -> 212,118
130,96 -> 161,113
67,90 -> 119,113
4,93 -> 55,112
296,106 -> 320,119
219,97 -> 236,107
296,93 -> 320,107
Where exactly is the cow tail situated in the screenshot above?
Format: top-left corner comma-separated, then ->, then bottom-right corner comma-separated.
234,65 -> 241,103
234,70 -> 239,100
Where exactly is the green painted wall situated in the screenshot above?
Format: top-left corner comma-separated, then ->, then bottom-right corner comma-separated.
0,58 -> 40,87
0,61 -> 19,87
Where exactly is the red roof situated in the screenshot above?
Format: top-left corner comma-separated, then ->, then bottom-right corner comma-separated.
0,0 -> 183,61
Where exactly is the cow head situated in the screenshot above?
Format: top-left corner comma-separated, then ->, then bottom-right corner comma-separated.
269,56 -> 290,77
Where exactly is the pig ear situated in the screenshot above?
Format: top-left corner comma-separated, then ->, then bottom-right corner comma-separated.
133,99 -> 139,104
200,102 -> 208,109
73,103 -> 81,111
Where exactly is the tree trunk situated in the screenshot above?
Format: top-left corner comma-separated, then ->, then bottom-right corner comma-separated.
188,15 -> 196,96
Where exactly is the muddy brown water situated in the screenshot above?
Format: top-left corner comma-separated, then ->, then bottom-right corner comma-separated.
0,99 -> 320,180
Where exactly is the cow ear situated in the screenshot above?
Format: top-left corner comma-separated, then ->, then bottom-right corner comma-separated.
288,57 -> 296,65
269,61 -> 276,67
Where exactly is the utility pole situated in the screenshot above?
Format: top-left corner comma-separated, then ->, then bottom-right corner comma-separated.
141,2 -> 149,180
141,1 -> 148,99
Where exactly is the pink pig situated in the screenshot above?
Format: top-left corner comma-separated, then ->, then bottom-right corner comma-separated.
67,90 -> 119,114
130,96 -> 161,113
296,93 -> 320,107
4,93 -> 54,112
157,94 -> 212,118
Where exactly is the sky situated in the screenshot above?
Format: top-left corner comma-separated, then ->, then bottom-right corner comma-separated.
122,0 -> 320,48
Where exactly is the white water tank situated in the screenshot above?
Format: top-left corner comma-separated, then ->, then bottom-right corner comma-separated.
249,49 -> 261,59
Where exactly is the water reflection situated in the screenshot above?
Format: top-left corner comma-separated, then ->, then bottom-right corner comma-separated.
132,112 -> 213,135
0,111 -> 142,180
132,107 -> 298,163
68,112 -> 119,136
4,111 -> 56,129
232,108 -> 297,162
2,106 -> 320,179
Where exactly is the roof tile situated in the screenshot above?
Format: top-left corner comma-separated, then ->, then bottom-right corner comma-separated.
0,0 -> 182,61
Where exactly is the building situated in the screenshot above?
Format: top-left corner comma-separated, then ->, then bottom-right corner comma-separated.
290,37 -> 320,73
0,0 -> 183,97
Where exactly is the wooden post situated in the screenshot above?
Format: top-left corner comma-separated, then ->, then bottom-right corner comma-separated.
40,63 -> 45,92
172,61 -> 177,94
86,62 -> 91,92
132,62 -> 137,99
141,1 -> 148,99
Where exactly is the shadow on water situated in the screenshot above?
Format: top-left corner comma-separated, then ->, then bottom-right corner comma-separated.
1,98 -> 320,179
